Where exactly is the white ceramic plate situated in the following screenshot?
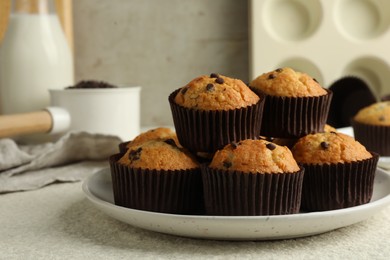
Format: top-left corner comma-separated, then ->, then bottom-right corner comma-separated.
82,168 -> 390,241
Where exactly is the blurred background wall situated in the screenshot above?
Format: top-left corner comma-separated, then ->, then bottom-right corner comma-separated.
73,0 -> 249,127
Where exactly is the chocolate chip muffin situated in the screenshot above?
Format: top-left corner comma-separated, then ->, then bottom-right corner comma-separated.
351,101 -> 390,156
250,67 -> 332,138
250,67 -> 327,97
202,139 -> 304,216
169,73 -> 265,153
291,132 -> 379,211
209,139 -> 300,173
118,139 -> 197,170
271,124 -> 337,149
110,138 -> 203,214
119,127 -> 178,153
292,132 -> 372,164
174,74 -> 259,110
353,101 -> 390,125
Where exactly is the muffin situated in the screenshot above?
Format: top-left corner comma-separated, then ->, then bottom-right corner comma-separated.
351,101 -> 390,156
202,139 -> 305,216
110,138 -> 203,214
169,73 -> 265,153
291,132 -> 379,211
323,124 -> 337,133
250,67 -> 332,138
119,127 -> 178,153
266,124 -> 337,149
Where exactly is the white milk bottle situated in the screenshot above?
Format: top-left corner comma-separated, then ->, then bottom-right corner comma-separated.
0,0 -> 74,115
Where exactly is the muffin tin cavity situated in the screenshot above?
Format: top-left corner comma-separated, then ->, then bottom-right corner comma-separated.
334,0 -> 390,40
251,0 -> 390,99
343,57 -> 390,98
262,0 -> 322,42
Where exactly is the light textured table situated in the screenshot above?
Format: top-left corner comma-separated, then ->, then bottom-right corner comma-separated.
1,177 -> 390,260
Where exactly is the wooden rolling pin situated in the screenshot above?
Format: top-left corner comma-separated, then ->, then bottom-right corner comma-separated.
0,107 -> 70,138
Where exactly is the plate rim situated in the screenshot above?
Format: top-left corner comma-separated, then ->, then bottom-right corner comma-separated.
82,167 -> 390,240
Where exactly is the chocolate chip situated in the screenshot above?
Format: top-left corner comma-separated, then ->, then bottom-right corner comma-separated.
206,83 -> 215,91
164,138 -> 177,147
313,78 -> 318,83
181,87 -> 188,95
210,73 -> 219,78
320,141 -> 329,149
379,116 -> 385,121
231,142 -> 239,149
223,160 -> 232,168
268,74 -> 275,80
330,131 -> 337,134
266,137 -> 275,142
266,143 -> 276,150
128,147 -> 142,161
215,77 -> 224,84
275,68 -> 283,73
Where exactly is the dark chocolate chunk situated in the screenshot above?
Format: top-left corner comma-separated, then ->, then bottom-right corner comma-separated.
210,73 -> 219,78
266,143 -> 276,150
181,87 -> 188,94
215,77 -> 224,84
268,74 -> 275,80
128,147 -> 142,161
223,160 -> 232,168
206,83 -> 215,91
320,141 -> 329,149
231,142 -> 238,149
164,138 -> 177,147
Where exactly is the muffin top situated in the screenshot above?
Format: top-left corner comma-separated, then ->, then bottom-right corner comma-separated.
127,127 -> 179,148
209,139 -> 300,173
353,101 -> 390,126
174,73 -> 260,110
250,67 -> 327,97
118,139 -> 199,170
291,132 -> 372,164
323,124 -> 337,133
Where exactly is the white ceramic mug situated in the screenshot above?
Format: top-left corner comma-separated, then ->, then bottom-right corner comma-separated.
49,86 -> 141,141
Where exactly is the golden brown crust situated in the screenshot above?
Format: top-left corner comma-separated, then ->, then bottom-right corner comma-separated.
127,127 -> 179,148
250,67 -> 327,97
323,124 -> 337,133
353,101 -> 390,126
174,74 -> 260,110
291,132 -> 372,164
118,139 -> 199,170
209,139 -> 300,173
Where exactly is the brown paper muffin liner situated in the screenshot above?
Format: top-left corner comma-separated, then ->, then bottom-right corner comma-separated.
168,88 -> 265,153
300,152 -> 379,212
201,165 -> 305,216
351,119 -> 390,156
118,141 -> 131,153
251,88 -> 333,138
109,153 -> 204,215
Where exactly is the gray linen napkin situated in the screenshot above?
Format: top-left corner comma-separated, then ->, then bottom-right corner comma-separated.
0,132 -> 121,193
